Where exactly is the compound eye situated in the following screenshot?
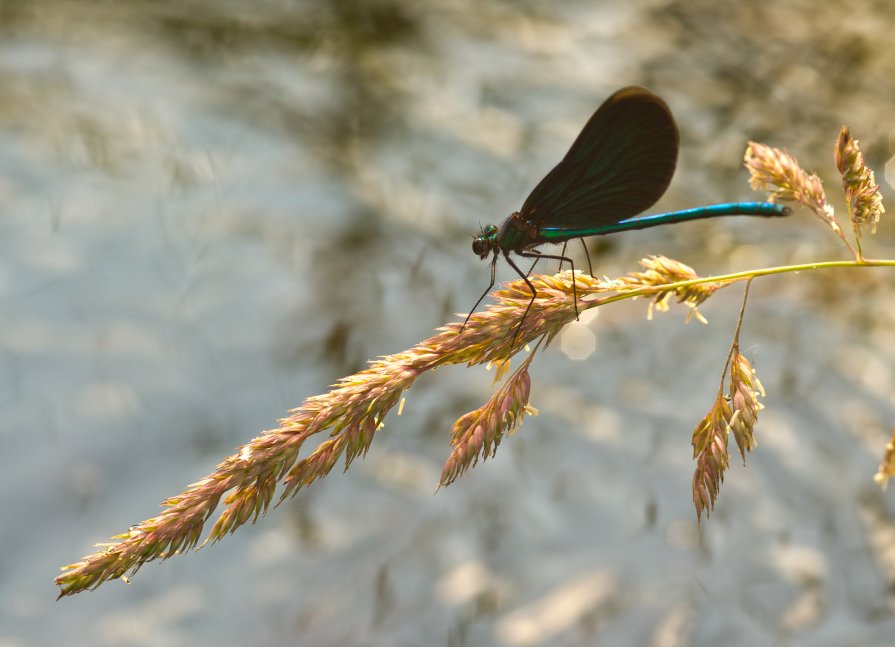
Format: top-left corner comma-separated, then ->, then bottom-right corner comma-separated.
472,238 -> 486,256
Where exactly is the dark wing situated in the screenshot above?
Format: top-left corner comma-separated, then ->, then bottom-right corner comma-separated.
520,86 -> 679,228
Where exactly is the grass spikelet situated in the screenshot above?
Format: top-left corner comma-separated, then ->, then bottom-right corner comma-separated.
439,357 -> 535,488
728,350 -> 764,462
606,255 -> 721,321
834,126 -> 885,239
744,141 -> 842,237
691,394 -> 732,523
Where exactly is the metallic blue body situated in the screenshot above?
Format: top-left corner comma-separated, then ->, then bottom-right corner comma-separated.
537,201 -> 788,242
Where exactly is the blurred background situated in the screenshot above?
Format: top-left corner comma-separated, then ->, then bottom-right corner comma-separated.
2,1 -> 895,645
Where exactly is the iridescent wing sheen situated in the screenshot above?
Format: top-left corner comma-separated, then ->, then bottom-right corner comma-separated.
520,86 -> 679,230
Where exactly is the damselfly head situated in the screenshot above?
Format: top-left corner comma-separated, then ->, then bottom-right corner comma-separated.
472,224 -> 499,259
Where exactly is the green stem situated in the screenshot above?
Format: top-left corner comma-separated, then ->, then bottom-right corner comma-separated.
718,278 -> 752,393
586,258 -> 895,308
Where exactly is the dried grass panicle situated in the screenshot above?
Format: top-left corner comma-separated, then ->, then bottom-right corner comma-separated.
608,255 -> 721,321
728,350 -> 764,462
744,141 -> 840,234
874,426 -> 895,490
54,256 -> 776,596
439,360 -> 536,488
55,271 -> 615,597
834,126 -> 885,238
691,394 -> 732,523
